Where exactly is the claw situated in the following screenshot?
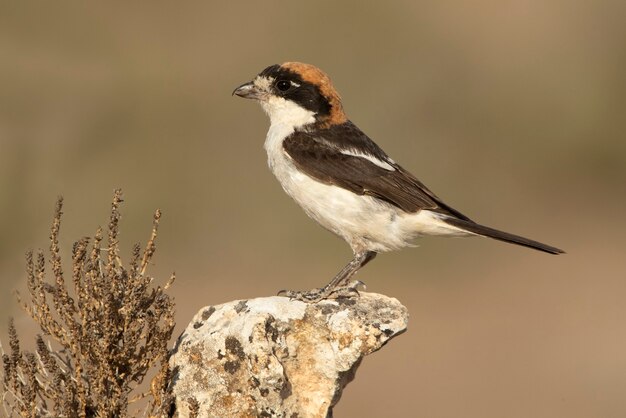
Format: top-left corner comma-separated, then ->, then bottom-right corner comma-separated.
347,280 -> 366,291
329,282 -> 363,299
277,288 -> 324,303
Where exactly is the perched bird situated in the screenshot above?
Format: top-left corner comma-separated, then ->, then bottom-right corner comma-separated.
233,62 -> 564,302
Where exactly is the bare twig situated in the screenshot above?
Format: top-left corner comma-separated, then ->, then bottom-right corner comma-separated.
1,190 -> 176,417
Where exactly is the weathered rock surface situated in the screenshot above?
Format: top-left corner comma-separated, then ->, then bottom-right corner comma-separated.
169,292 -> 408,418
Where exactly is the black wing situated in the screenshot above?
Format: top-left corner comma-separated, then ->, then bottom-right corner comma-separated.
283,121 -> 471,220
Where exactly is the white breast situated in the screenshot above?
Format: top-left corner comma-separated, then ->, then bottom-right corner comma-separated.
261,102 -> 469,253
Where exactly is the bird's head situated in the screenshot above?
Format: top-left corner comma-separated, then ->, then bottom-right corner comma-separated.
233,62 -> 347,129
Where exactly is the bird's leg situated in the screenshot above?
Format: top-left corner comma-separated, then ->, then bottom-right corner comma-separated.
279,251 -> 377,303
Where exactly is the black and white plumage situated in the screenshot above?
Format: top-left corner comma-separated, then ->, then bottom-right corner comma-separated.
233,62 -> 564,302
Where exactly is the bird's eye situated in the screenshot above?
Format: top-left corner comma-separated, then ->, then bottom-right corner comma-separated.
276,80 -> 291,92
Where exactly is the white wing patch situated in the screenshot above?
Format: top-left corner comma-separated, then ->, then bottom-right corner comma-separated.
339,149 -> 396,171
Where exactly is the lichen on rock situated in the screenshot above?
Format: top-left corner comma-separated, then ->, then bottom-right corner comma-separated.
170,293 -> 408,418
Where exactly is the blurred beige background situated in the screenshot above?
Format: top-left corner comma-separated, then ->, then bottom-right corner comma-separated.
1,1 -> 625,416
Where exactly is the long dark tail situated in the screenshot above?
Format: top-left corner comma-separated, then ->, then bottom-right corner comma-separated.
443,217 -> 565,255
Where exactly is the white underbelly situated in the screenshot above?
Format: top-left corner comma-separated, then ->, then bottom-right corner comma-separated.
266,145 -> 469,253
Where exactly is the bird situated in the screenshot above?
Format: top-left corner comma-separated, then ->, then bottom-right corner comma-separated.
233,62 -> 564,302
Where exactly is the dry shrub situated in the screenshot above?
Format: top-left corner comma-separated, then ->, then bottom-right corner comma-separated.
1,189 -> 175,417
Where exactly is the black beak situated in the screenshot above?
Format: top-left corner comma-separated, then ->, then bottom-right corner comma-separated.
232,81 -> 262,99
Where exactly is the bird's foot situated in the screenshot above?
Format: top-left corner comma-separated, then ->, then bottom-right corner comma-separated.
277,288 -> 328,303
278,280 -> 366,304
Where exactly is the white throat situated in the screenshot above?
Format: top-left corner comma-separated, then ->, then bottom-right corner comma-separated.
261,96 -> 316,163
260,96 -> 316,131
260,96 -> 315,190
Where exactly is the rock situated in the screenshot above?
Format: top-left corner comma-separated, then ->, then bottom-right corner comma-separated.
169,292 -> 408,418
